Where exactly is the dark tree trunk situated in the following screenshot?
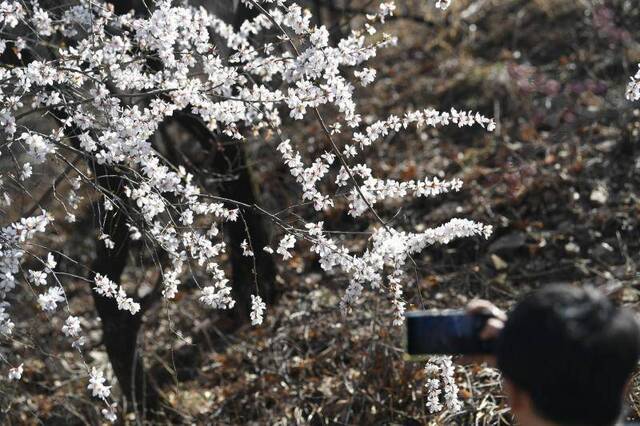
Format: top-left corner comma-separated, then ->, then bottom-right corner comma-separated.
173,114 -> 278,322
233,0 -> 259,26
229,0 -> 278,317
49,110 -> 158,416
155,0 -> 279,327
111,0 -> 147,15
90,165 -> 158,418
213,137 -> 279,317
88,1 -> 159,414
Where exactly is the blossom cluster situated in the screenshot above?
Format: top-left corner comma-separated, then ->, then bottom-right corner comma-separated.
94,274 -> 141,315
627,64 -> 640,101
435,0 -> 453,10
250,294 -> 267,325
424,356 -> 462,413
0,211 -> 52,332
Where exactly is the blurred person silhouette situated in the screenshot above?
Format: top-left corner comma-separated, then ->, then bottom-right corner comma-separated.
466,285 -> 640,426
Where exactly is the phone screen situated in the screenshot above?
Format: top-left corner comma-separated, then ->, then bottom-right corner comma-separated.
405,310 -> 493,355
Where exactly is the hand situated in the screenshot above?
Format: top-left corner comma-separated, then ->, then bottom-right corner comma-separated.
456,299 -> 507,367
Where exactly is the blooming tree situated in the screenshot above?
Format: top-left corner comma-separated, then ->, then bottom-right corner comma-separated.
0,0 -> 494,420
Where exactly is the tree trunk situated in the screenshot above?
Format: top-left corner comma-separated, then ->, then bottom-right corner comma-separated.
173,114 -> 278,322
212,137 -> 279,318
227,0 -> 278,318
233,0 -> 259,26
87,1 -> 159,413
90,165 -> 158,418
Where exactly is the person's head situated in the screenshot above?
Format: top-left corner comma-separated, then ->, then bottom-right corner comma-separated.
496,284 -> 640,426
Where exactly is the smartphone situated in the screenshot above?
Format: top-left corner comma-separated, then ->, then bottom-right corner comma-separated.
405,309 -> 495,355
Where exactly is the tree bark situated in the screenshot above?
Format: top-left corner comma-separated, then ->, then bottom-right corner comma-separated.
173,114 -> 278,322
90,164 -> 158,418
213,136 -> 279,317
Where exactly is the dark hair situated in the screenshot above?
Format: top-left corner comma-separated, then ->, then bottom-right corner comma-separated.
496,285 -> 640,426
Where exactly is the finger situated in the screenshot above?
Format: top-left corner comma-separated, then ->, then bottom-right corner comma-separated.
479,317 -> 505,340
466,299 -> 507,321
466,299 -> 490,312
466,299 -> 497,315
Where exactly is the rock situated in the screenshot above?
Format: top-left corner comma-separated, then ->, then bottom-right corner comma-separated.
491,254 -> 508,270
622,287 -> 640,303
589,241 -> 618,264
590,186 -> 608,205
595,140 -> 617,153
564,241 -> 580,254
488,232 -> 527,253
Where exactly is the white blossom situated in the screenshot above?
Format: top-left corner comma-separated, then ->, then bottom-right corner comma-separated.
354,68 -> 376,86
45,252 -> 56,271
627,65 -> 640,101
102,404 -> 118,422
8,363 -> 23,381
0,302 -> 15,335
241,239 -> 254,257
88,367 -> 111,399
424,356 -> 462,413
28,270 -> 48,286
31,6 -> 53,36
62,315 -> 81,338
19,132 -> 56,164
435,0 -> 452,10
198,265 -> 235,310
99,233 -> 115,250
38,287 -> 65,312
20,163 -> 32,181
250,294 -> 266,325
72,336 -> 86,350
93,274 -> 140,315
0,1 -> 26,28
277,234 -> 296,260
